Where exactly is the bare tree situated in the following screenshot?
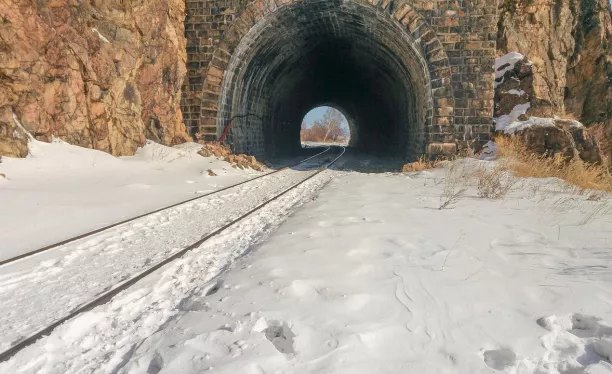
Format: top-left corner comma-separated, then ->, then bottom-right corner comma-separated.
301,108 -> 348,143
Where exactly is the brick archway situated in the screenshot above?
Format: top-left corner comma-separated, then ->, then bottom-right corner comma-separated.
182,0 -> 497,159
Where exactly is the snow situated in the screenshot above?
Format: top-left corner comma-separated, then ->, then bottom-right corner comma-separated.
0,139 -> 262,260
0,164 -> 334,373
495,103 -> 531,131
11,114 -> 33,140
505,89 -> 526,96
0,158 -> 326,352
495,52 -> 527,87
479,140 -> 498,161
2,156 -> 612,373
501,116 -> 585,134
91,29 -> 110,43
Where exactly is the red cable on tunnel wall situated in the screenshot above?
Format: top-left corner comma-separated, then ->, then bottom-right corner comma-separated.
218,113 -> 269,144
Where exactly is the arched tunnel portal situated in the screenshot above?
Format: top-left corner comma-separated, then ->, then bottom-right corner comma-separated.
183,0 -> 498,161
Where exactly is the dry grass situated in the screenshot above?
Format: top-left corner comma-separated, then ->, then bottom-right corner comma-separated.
559,112 -> 578,120
402,156 -> 440,172
495,136 -> 612,193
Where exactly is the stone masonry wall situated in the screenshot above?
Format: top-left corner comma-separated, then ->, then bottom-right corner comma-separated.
183,0 -> 498,156
420,0 -> 499,153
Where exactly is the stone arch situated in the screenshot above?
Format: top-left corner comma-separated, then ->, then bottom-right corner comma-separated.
197,0 -> 457,159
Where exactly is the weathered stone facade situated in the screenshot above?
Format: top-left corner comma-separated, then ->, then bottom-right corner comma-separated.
183,0 -> 498,159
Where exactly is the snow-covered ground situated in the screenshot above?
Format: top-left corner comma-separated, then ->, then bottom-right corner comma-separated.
0,139 -> 262,260
108,163 -> 611,374
302,140 -> 349,148
0,159 -> 329,353
117,164 -> 612,374
1,142 -> 612,374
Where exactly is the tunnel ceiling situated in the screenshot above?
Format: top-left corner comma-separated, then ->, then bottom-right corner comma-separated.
218,1 -> 433,159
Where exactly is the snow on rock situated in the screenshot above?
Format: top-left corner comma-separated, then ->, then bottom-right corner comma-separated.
91,28 -> 110,43
501,116 -> 585,135
503,116 -> 556,134
505,89 -> 526,96
495,52 -> 526,87
495,102 -> 531,131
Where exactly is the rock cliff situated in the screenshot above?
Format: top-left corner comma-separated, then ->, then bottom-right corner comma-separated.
497,0 -> 612,128
0,0 -> 191,158
1,0 -> 610,159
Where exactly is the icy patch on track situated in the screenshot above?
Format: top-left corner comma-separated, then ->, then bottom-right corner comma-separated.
0,171 -> 335,373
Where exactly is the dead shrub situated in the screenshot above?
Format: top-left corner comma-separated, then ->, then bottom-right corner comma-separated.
474,164 -> 518,199
439,163 -> 468,210
495,136 -> 612,193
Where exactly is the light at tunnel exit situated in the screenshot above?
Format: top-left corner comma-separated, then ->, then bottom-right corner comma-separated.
301,107 -> 350,146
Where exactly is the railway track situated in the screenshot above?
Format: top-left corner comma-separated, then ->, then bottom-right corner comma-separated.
0,146 -> 333,268
0,146 -> 345,363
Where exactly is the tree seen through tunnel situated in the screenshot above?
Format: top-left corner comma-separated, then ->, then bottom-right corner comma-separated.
300,107 -> 350,146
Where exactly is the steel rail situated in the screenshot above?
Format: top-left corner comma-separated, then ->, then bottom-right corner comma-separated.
0,146 -> 345,363
0,147 -> 332,268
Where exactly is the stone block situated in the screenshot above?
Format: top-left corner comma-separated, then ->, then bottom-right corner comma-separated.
428,143 -> 458,155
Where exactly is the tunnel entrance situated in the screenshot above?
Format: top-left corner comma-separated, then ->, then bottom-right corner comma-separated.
300,106 -> 351,147
212,1 -> 437,161
185,1 -> 498,161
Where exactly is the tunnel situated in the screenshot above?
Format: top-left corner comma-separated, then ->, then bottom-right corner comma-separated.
215,0 -> 435,161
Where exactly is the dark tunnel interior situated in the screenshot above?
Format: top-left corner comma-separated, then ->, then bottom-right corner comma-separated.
219,1 -> 433,161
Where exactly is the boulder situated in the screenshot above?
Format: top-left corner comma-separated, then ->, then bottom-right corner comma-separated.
569,124 -> 604,165
508,118 -> 603,164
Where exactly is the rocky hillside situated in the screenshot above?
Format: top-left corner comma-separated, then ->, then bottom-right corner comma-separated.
1,1 -> 610,159
497,0 -> 612,126
0,0 -> 191,158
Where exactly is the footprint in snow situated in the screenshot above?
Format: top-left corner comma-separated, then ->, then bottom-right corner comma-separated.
489,314 -> 612,373
483,348 -> 516,370
252,318 -> 296,355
